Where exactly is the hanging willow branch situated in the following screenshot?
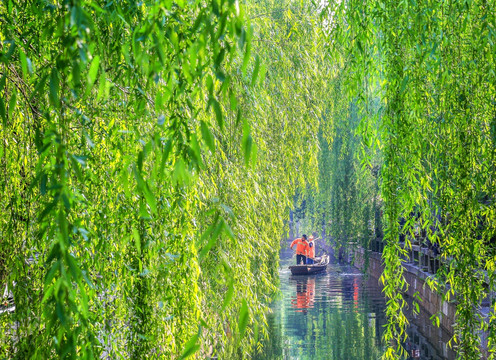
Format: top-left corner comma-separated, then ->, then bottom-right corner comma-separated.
319,0 -> 496,358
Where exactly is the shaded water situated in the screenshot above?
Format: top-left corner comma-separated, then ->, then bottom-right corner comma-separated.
253,250 -> 456,360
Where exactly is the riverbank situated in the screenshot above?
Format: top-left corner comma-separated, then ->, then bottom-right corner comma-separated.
353,248 -> 456,334
353,247 -> 491,359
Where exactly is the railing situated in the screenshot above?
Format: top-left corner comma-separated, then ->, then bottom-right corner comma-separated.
369,236 -> 495,307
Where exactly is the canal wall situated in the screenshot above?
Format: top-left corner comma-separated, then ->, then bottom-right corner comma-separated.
352,248 -> 456,334
353,248 -> 461,358
353,248 -> 494,358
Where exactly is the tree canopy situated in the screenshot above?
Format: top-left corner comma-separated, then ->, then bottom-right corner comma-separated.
0,0 -> 330,358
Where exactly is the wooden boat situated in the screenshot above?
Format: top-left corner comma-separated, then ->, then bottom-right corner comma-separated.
289,255 -> 329,275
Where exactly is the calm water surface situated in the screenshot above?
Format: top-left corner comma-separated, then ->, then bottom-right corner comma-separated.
253,250 -> 455,360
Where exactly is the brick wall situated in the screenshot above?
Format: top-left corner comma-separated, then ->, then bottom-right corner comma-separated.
353,248 -> 455,334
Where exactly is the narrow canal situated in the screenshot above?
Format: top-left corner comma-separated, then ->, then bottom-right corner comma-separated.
253,248 -> 456,360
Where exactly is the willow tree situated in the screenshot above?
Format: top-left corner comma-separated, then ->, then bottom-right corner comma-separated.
187,0 -> 331,356
0,0 -> 332,358
323,0 -> 496,358
0,1 -> 253,358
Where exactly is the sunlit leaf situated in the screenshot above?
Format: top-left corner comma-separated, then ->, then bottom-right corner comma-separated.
179,333 -> 200,359
238,299 -> 249,339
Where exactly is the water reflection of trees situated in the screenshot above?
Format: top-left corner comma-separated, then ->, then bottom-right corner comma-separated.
253,269 -> 456,360
253,312 -> 283,360
254,274 -> 385,360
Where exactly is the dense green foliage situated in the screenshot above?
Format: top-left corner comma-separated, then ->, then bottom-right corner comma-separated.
0,0 -> 328,359
304,0 -> 496,358
3,0 -> 496,359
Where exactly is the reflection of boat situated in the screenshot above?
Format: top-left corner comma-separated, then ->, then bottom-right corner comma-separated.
289,255 -> 329,275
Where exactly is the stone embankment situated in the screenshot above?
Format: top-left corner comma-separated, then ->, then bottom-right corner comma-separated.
353,248 -> 456,333
353,246 -> 490,359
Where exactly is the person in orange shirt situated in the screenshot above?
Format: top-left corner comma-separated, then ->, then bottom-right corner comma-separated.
306,235 -> 315,264
290,235 -> 309,265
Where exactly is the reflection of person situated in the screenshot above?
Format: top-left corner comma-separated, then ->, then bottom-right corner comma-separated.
290,235 -> 309,265
291,278 -> 315,313
353,277 -> 359,312
292,283 -> 308,313
306,236 -> 315,264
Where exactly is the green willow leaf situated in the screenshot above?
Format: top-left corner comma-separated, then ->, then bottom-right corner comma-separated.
49,69 -> 59,107
86,55 -> 100,94
132,228 -> 141,256
238,299 -> 249,339
199,218 -> 224,259
200,120 -> 215,152
242,119 -> 253,167
7,87 -> 16,120
178,333 -> 200,360
0,97 -> 6,126
222,280 -> 235,311
251,55 -> 260,87
212,98 -> 224,130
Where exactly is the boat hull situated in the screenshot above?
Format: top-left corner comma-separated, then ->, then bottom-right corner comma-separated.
289,264 -> 327,275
